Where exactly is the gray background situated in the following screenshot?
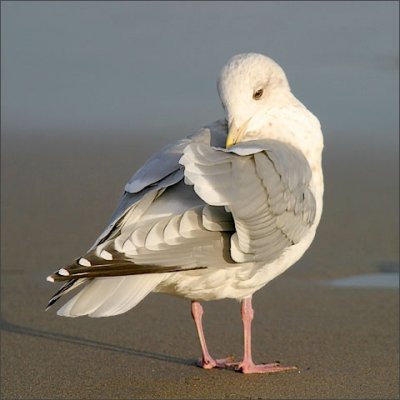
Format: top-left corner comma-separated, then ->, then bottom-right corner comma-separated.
1,3 -> 399,399
2,1 -> 399,141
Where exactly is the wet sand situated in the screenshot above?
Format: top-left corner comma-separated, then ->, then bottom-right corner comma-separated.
1,131 -> 399,399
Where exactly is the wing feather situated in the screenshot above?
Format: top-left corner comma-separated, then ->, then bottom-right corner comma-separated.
180,139 -> 316,264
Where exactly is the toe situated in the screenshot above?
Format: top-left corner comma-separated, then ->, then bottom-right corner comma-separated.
240,363 -> 298,374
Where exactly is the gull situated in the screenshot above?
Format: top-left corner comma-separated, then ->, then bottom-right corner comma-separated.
47,53 -> 324,374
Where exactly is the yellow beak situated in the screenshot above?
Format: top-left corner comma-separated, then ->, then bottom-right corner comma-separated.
226,119 -> 250,148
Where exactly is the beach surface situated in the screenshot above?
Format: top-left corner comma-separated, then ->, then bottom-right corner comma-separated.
1,131 -> 398,399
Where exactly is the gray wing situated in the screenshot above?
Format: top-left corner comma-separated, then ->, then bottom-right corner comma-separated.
124,120 -> 228,194
47,121 -> 229,295
93,120 -> 228,247
180,139 -> 316,264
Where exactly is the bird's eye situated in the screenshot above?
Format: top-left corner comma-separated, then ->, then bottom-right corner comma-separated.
253,88 -> 263,100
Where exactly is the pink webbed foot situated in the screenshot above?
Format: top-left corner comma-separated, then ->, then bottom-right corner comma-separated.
196,355 -> 235,369
227,360 -> 298,374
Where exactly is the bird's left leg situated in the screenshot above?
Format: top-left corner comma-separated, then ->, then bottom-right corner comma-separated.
191,301 -> 234,369
229,296 -> 298,374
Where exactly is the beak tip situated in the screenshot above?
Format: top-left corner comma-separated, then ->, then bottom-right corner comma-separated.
225,139 -> 234,149
226,121 -> 236,148
226,118 -> 249,149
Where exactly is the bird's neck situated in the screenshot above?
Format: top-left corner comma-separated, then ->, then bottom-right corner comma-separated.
246,97 -> 324,167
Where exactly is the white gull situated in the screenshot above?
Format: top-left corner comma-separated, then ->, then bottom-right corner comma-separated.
47,53 -> 324,374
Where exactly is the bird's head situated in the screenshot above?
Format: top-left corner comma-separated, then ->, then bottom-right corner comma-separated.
217,53 -> 291,148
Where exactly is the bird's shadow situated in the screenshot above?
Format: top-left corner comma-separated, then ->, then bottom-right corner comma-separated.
0,317 -> 194,366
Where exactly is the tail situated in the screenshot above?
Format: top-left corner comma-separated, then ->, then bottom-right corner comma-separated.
55,274 -> 166,317
46,249 -> 205,317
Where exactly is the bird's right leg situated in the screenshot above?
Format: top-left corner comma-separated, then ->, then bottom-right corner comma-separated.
191,301 -> 234,369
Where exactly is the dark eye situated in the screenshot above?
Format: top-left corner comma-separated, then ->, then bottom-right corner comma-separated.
253,88 -> 263,100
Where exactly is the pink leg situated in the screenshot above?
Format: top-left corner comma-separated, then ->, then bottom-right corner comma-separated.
230,296 -> 298,374
191,301 -> 234,369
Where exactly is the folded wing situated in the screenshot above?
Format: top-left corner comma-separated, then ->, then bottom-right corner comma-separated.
180,139 -> 316,264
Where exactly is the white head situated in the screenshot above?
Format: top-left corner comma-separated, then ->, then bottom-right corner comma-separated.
217,53 -> 292,147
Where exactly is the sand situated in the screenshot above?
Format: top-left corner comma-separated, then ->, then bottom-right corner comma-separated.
1,130 -> 399,399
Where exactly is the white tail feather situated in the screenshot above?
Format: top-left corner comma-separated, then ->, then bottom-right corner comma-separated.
89,274 -> 166,317
57,274 -> 165,318
57,277 -> 125,317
